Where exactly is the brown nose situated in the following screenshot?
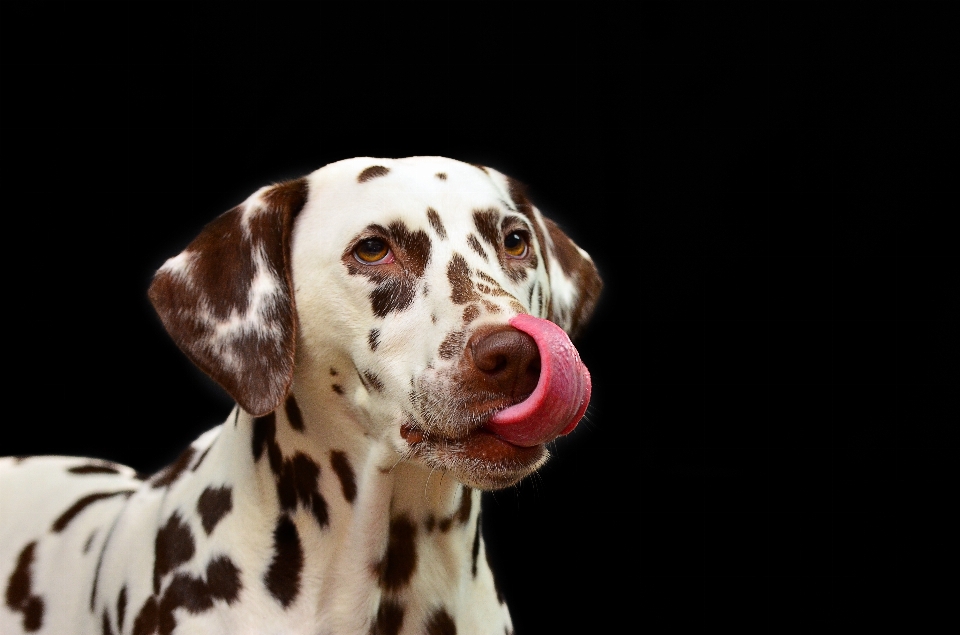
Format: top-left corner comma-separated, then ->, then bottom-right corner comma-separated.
468,326 -> 541,403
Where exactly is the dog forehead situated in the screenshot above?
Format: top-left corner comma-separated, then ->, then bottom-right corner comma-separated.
299,157 -> 513,239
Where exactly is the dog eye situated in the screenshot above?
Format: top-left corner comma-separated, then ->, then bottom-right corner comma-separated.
354,238 -> 392,264
504,231 -> 528,258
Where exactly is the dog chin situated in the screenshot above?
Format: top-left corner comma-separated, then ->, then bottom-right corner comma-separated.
400,421 -> 548,490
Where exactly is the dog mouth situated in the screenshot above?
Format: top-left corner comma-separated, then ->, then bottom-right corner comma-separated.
400,419 -> 547,489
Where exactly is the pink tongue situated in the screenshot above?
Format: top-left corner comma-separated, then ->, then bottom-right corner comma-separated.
485,314 -> 592,447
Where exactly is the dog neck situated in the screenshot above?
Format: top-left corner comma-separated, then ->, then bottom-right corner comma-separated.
183,398 -> 509,633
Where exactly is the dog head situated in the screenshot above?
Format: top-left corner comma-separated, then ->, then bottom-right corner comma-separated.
149,157 -> 602,489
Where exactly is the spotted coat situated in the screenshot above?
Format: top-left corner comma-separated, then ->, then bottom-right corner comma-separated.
0,157 -> 601,635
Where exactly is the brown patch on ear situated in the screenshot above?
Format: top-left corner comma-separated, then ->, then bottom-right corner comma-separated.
544,217 -> 602,341
358,165 -> 390,183
148,179 -> 308,417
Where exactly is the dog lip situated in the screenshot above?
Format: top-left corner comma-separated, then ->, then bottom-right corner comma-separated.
401,420 -> 543,461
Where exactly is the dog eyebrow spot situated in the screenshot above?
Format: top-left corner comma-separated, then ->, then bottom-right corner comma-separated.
358,165 -> 390,183
472,208 -> 501,252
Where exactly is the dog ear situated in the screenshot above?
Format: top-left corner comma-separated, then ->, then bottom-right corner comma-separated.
540,216 -> 603,342
504,177 -> 602,342
148,178 -> 309,417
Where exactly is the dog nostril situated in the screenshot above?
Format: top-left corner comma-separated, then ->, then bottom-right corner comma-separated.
469,328 -> 541,401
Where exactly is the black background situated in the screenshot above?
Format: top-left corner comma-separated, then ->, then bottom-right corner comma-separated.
2,2 -> 955,633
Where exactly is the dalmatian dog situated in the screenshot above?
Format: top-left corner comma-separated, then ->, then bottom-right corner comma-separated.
0,157 -> 601,635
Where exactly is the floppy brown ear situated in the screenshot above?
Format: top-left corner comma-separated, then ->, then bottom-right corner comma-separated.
148,179 -> 309,416
541,217 -> 603,342
503,176 -> 602,342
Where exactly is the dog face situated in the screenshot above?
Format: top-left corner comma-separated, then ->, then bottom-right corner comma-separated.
149,157 -> 601,490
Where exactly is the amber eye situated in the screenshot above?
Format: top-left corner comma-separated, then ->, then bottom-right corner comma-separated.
354,238 -> 391,263
504,231 -> 528,258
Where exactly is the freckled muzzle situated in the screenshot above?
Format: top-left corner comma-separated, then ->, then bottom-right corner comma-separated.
484,314 -> 591,447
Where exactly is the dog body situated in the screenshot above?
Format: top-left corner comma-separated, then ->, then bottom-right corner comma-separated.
1,157 -> 601,635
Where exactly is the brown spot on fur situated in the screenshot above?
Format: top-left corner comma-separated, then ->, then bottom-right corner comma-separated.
276,453 -> 328,527
471,514 -> 481,577
153,513 -> 196,595
103,609 -> 115,635
426,608 -> 457,635
471,163 -> 489,174
330,367 -> 338,375
68,464 -> 120,475
330,450 -> 357,503
425,515 -> 436,532
467,234 -> 488,261
332,384 -> 344,394
481,299 -> 502,314
462,304 -> 480,325
191,444 -> 212,471
344,222 -> 432,317
427,207 -> 447,238
131,596 -> 158,635
117,586 -> 127,632
375,515 -> 417,591
447,253 -> 478,304
252,412 -> 283,474
371,598 -> 405,635
285,394 -> 305,431
438,517 -> 452,532
5,541 -> 44,632
52,490 -> 134,533
473,209 -> 501,252
148,179 -> 307,418
264,516 -> 303,607
439,329 -> 466,360
358,165 -> 390,183
364,371 -> 384,392
457,487 -> 473,524
435,172 -> 447,180
197,486 -> 233,535
369,328 -> 381,351
205,556 -> 242,603
151,446 -> 197,488
510,301 -> 526,313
